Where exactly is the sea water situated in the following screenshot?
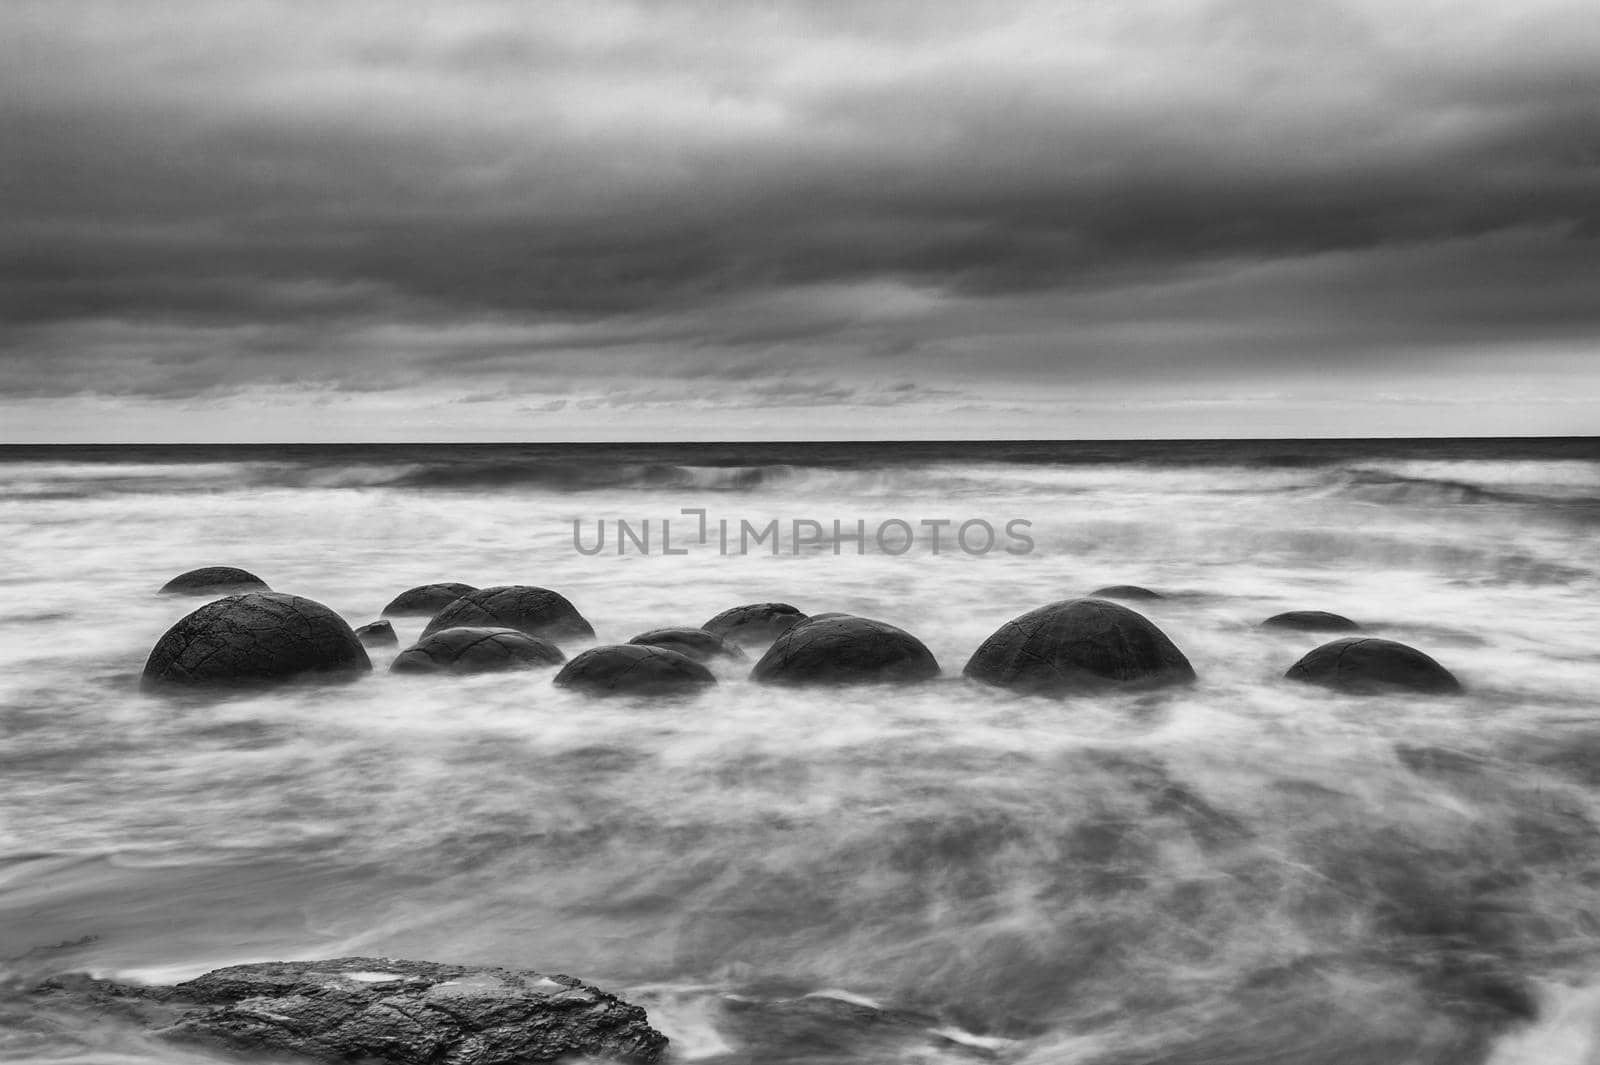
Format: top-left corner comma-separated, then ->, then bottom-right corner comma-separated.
2,439 -> 1599,1064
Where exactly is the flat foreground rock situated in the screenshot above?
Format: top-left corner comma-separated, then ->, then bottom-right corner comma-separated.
964,598 -> 1194,694
33,956 -> 667,1065
142,592 -> 371,689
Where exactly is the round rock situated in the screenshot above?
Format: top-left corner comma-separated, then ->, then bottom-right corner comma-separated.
354,620 -> 399,647
142,592 -> 371,689
963,598 -> 1195,694
751,615 -> 940,686
382,582 -> 478,617
1285,637 -> 1461,694
702,602 -> 807,647
421,586 -> 594,641
1089,584 -> 1164,600
1261,610 -> 1361,633
627,628 -> 747,662
391,626 -> 565,674
159,566 -> 270,596
554,644 -> 716,695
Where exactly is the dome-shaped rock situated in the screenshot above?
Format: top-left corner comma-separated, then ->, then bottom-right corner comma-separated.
751,615 -> 939,686
159,566 -> 269,595
421,586 -> 594,641
554,644 -> 716,695
1261,610 -> 1361,633
354,620 -> 398,647
391,626 -> 565,674
1089,584 -> 1163,600
381,582 -> 478,617
627,628 -> 747,662
142,592 -> 370,689
1285,637 -> 1461,694
702,602 -> 807,646
964,598 -> 1195,694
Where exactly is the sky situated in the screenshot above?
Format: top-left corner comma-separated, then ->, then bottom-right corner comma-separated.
2,0 -> 1598,441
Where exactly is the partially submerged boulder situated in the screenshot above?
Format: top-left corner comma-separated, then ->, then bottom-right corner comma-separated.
627,628 -> 747,662
421,586 -> 594,641
1261,610 -> 1361,633
382,582 -> 478,617
554,644 -> 716,695
392,627 -> 565,674
702,602 -> 807,647
751,615 -> 939,686
142,592 -> 371,689
354,620 -> 399,647
1286,637 -> 1461,694
963,598 -> 1195,694
159,566 -> 269,595
1089,584 -> 1163,600
31,956 -> 667,1065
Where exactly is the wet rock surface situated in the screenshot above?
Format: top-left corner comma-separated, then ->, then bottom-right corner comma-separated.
421,586 -> 594,641
159,566 -> 270,595
354,620 -> 399,647
141,592 -> 371,689
391,626 -> 565,674
554,644 -> 717,695
627,627 -> 747,662
381,582 -> 478,617
31,956 -> 667,1065
751,615 -> 940,686
1261,610 -> 1362,632
702,602 -> 807,647
1286,637 -> 1462,694
963,598 -> 1195,694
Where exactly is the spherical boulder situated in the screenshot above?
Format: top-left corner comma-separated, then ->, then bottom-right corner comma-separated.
627,628 -> 747,662
963,598 -> 1195,694
391,627 -> 565,674
354,620 -> 399,647
751,615 -> 940,686
159,566 -> 269,595
702,602 -> 807,646
1261,610 -> 1361,633
142,592 -> 370,689
554,644 -> 716,695
1285,637 -> 1461,694
382,582 -> 478,617
1089,584 -> 1163,600
421,586 -> 594,641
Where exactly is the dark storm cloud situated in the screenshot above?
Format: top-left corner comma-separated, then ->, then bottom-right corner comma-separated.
2,0 -> 1598,400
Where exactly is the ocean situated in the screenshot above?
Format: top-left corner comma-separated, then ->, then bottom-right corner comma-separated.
2,438 -> 1599,1064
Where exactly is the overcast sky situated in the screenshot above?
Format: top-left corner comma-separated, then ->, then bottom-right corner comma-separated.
2,0 -> 1597,441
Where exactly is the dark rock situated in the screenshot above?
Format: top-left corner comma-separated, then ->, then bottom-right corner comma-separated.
354,620 -> 399,647
391,627 -> 565,674
421,586 -> 594,642
32,956 -> 666,1065
627,628 -> 747,662
1261,610 -> 1362,633
702,602 -> 807,646
554,644 -> 717,695
1286,637 -> 1462,694
1089,584 -> 1164,600
963,598 -> 1195,694
751,615 -> 940,686
159,566 -> 270,595
381,582 -> 478,617
142,592 -> 371,689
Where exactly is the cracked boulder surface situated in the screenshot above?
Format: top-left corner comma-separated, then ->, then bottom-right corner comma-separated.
421,586 -> 594,642
31,957 -> 668,1065
1286,637 -> 1462,694
391,626 -> 565,674
963,598 -> 1195,694
1261,610 -> 1362,633
381,582 -> 478,617
159,566 -> 270,595
355,620 -> 399,647
701,602 -> 807,647
751,615 -> 940,686
627,627 -> 747,663
141,592 -> 371,689
554,644 -> 717,695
